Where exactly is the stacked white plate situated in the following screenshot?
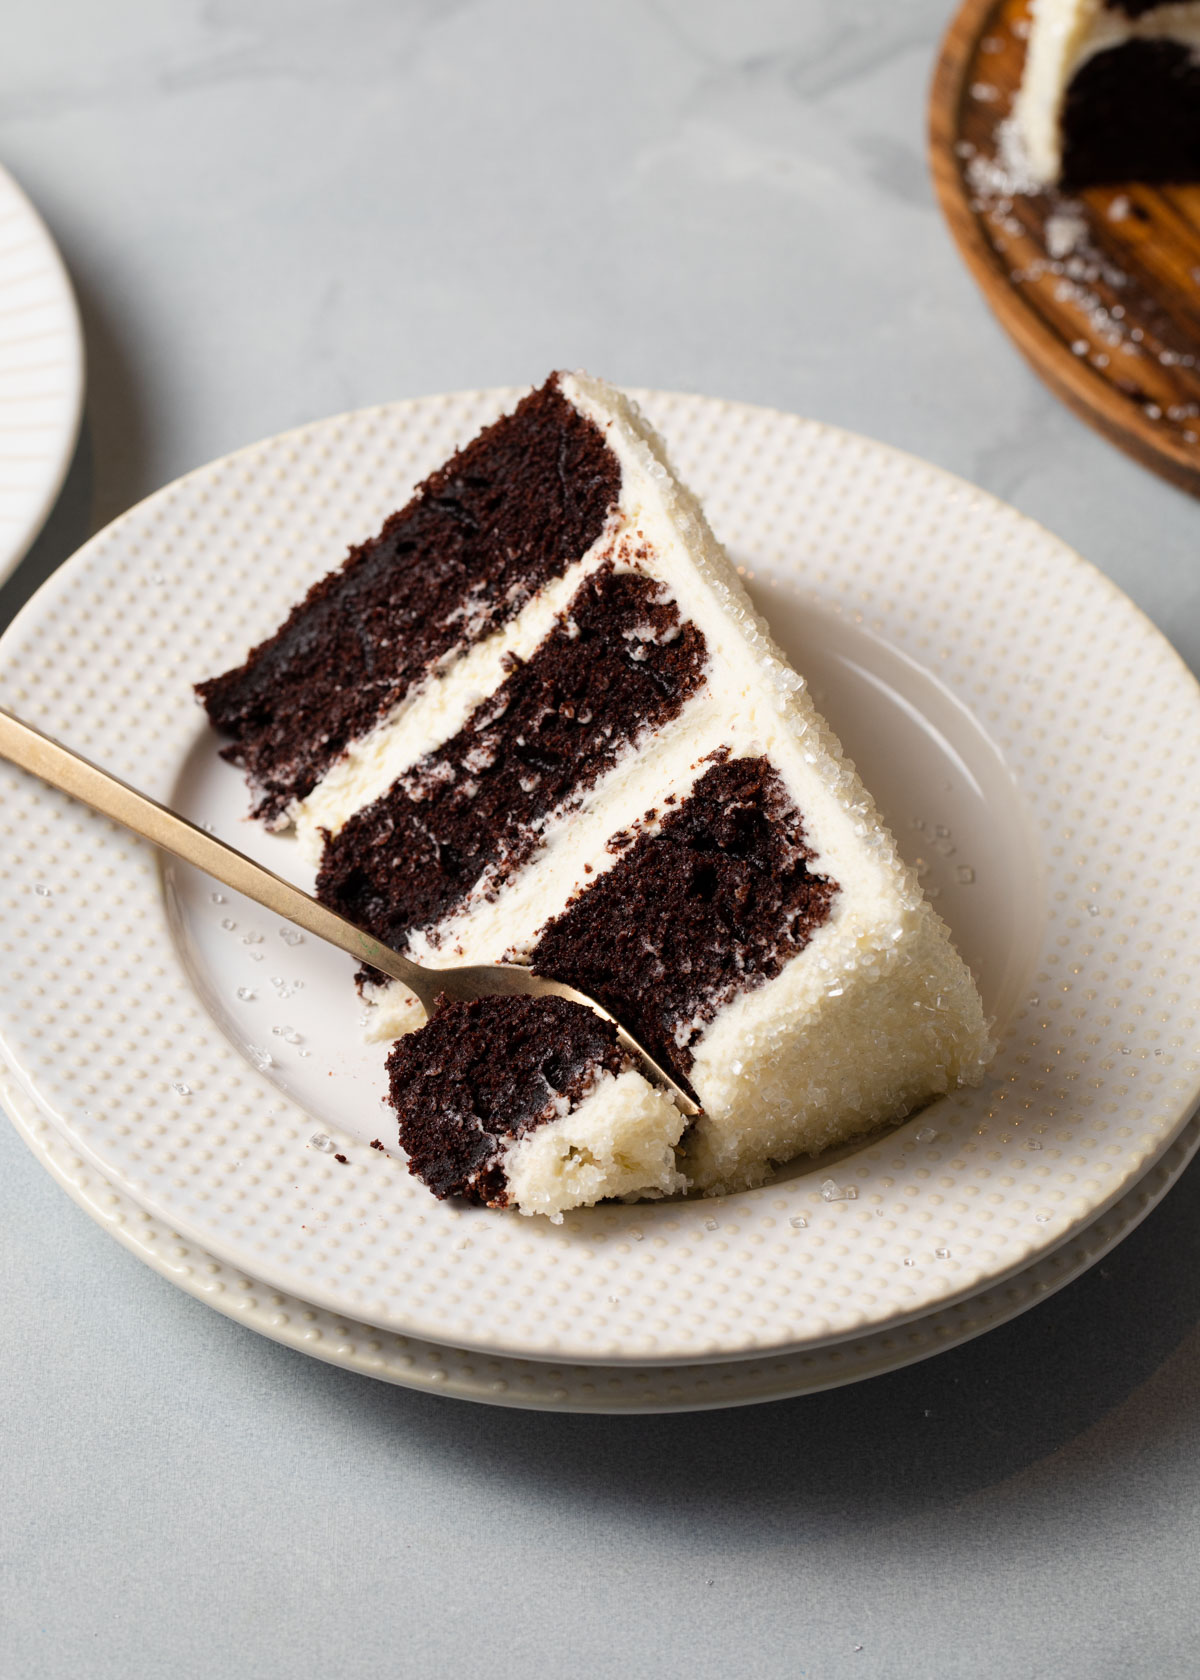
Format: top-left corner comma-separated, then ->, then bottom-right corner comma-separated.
0,163 -> 82,586
2,388 -> 1198,1411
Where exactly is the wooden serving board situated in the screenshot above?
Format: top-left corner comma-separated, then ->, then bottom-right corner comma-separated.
930,0 -> 1200,497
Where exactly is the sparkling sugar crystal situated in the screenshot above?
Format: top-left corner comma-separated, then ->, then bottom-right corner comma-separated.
172,1081 -> 191,1097
821,1179 -> 857,1202
309,1133 -> 335,1153
247,1046 -> 274,1071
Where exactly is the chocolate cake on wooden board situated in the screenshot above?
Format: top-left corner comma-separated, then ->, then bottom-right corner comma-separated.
1011,0 -> 1200,187
199,372 -> 992,1218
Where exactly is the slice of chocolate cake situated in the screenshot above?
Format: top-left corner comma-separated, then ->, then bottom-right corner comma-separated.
1012,1 -> 1200,188
200,372 -> 992,1213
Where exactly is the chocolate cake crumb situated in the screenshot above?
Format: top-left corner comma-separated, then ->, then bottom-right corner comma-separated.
318,564 -> 708,959
369,1138 -> 386,1151
387,995 -> 626,1205
196,376 -> 621,823
531,756 -> 839,1084
334,1153 -> 349,1164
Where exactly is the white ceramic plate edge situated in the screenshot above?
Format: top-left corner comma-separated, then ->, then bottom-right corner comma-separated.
5,1061 -> 1197,1413
0,163 -> 84,585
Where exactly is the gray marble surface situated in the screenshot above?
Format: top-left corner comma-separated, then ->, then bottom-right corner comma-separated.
2,3 -> 1199,1676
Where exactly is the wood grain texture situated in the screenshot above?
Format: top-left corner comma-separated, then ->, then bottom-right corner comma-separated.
930,0 -> 1200,497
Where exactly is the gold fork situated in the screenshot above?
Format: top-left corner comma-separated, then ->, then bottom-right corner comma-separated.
0,706 -> 700,1118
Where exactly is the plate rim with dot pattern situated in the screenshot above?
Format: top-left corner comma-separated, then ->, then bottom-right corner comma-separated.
5,1056 -> 1198,1411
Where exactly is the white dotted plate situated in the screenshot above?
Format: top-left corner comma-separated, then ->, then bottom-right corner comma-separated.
0,164 -> 83,584
0,389 -> 1198,1365
5,1059 -> 1196,1412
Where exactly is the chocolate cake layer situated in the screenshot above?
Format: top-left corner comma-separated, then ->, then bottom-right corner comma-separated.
316,564 -> 708,952
530,755 -> 839,1086
386,995 -> 626,1205
1104,1 -> 1165,17
197,377 -> 620,823
1062,39 -> 1200,187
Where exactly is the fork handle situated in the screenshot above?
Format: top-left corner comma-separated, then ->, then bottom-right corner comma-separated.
0,706 -> 437,1008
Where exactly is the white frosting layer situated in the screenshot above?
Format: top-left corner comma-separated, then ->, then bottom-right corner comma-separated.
501,1066 -> 687,1220
1014,0 -> 1200,184
355,374 -> 991,1199
289,530 -> 619,864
